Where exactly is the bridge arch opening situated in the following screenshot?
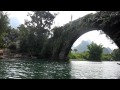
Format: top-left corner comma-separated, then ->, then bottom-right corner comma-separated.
72,30 -> 119,53
61,29 -> 119,60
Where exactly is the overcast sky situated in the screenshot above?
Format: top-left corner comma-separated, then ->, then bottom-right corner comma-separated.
6,11 -> 118,50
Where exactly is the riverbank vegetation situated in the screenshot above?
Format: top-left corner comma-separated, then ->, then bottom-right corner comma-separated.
69,42 -> 119,61
69,52 -> 112,61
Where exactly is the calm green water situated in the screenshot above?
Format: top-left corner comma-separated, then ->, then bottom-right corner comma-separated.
0,58 -> 120,79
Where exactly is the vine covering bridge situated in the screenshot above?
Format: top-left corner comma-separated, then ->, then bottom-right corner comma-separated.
40,11 -> 120,60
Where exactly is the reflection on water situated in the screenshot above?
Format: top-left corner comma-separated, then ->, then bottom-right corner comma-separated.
0,59 -> 71,79
0,59 -> 120,79
70,61 -> 120,79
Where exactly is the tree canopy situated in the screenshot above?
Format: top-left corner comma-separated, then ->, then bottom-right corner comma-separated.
112,49 -> 120,61
18,11 -> 57,57
0,11 -> 9,48
0,11 -> 9,35
87,42 -> 103,61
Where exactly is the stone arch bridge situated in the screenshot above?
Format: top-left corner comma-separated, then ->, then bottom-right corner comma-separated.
43,11 -> 120,61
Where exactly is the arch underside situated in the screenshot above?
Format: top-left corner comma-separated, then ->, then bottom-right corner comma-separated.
50,11 -> 120,60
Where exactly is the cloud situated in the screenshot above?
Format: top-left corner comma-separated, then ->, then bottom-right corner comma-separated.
9,16 -> 21,28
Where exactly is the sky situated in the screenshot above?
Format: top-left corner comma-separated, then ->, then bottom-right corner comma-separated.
72,30 -> 118,50
6,11 -> 119,50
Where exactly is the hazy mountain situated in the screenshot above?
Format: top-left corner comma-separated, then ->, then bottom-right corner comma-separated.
107,47 -> 113,53
73,40 -> 91,53
103,47 -> 112,54
73,40 -> 112,54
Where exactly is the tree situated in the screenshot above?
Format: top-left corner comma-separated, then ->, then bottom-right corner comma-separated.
81,51 -> 89,60
25,11 -> 56,38
0,11 -> 9,36
18,11 -> 57,57
87,42 -> 103,61
102,54 -> 112,61
17,24 -> 29,53
111,49 -> 120,61
1,26 -> 19,49
8,42 -> 17,53
74,49 -> 77,53
0,11 -> 9,48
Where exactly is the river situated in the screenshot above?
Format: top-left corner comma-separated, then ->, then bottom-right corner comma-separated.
0,58 -> 120,79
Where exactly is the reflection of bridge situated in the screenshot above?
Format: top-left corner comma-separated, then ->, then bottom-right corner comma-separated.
47,11 -> 120,61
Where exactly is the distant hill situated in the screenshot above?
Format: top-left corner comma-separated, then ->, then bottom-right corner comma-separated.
73,40 -> 112,54
73,40 -> 91,53
103,47 -> 112,54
